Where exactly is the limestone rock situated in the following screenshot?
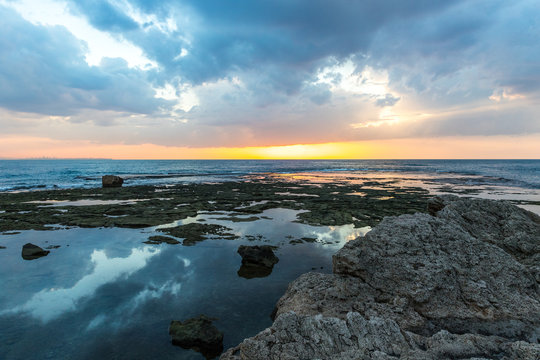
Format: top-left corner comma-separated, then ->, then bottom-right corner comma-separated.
169,315 -> 224,359
102,175 -> 124,188
221,197 -> 540,359
21,243 -> 50,260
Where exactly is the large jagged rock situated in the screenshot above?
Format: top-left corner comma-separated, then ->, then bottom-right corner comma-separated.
221,196 -> 540,359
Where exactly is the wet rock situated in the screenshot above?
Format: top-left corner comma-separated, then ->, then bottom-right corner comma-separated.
221,197 -> 540,359
143,235 -> 180,245
102,175 -> 124,188
238,245 -> 279,268
45,245 -> 61,249
237,245 -> 279,279
0,177 -> 429,233
21,243 -> 50,260
0,245 -> 5,249
169,315 -> 224,359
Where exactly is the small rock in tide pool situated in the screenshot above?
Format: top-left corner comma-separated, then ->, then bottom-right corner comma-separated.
0,245 -> 6,249
102,175 -> 124,188
143,235 -> 180,245
169,315 -> 224,359
237,245 -> 279,279
45,245 -> 61,249
21,243 -> 50,260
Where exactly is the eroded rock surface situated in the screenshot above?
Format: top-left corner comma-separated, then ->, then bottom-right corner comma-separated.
222,196 -> 540,359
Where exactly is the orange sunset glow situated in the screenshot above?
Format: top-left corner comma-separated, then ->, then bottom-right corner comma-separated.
1,135 -> 539,160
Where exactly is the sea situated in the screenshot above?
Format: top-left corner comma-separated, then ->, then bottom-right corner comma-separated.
1,159 -> 539,192
0,159 -> 539,359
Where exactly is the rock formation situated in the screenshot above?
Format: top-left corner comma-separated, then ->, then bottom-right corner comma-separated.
21,243 -> 50,260
143,235 -> 180,245
222,196 -> 540,359
169,315 -> 224,359
237,245 -> 279,279
101,175 -> 124,188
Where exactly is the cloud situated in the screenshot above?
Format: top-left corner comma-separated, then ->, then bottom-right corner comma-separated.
67,0 -> 139,32
0,5 -> 169,116
1,0 -> 539,149
375,94 -> 400,107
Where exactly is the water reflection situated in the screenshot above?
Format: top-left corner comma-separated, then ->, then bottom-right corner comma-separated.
0,208 -> 370,359
3,247 -> 160,322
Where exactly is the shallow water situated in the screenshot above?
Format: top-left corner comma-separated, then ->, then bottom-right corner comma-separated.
0,208 -> 369,359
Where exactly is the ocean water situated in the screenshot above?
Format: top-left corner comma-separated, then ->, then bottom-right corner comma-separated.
1,159 -> 539,359
0,159 -> 539,191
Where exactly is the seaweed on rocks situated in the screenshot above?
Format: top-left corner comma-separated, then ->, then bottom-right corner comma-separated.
0,177 -> 430,233
158,223 -> 238,245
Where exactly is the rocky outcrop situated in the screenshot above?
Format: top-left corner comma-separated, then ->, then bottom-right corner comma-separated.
222,196 -> 540,359
143,235 -> 180,245
101,175 -> 124,188
21,243 -> 50,260
169,315 -> 224,359
237,245 -> 279,279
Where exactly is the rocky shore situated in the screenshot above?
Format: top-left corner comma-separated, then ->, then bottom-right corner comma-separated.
222,196 -> 540,359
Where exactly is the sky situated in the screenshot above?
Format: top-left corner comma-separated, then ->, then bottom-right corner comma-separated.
0,0 -> 539,159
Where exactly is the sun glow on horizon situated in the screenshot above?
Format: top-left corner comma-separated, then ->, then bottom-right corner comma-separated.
1,135 -> 540,160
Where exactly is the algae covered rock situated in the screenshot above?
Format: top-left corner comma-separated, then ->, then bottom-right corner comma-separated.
221,197 -> 540,359
159,223 -> 238,245
21,243 -> 50,260
169,315 -> 224,359
143,235 -> 180,245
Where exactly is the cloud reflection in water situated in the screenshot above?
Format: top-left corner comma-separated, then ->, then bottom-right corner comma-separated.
3,246 -> 160,322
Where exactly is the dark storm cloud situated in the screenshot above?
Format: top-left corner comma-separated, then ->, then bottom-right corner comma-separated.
2,0 -> 539,146
66,0 -> 139,32
69,0 -> 458,91
0,5 -> 169,116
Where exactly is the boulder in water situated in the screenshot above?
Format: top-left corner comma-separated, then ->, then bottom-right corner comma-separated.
102,175 -> 124,188
169,315 -> 224,359
237,245 -> 279,279
22,243 -> 50,260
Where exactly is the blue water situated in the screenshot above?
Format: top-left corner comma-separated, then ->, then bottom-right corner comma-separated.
0,209 -> 367,360
0,159 -> 539,191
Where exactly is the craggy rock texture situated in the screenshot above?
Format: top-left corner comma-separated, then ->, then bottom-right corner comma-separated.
222,196 -> 540,359
21,243 -> 50,260
169,315 -> 224,359
101,175 -> 124,188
